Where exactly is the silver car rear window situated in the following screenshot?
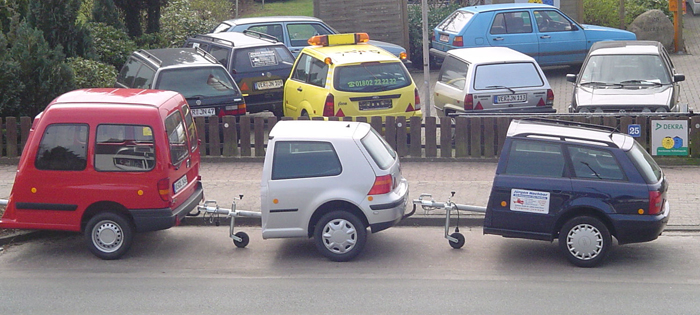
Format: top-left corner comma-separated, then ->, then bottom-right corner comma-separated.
474,62 -> 544,90
361,128 -> 396,170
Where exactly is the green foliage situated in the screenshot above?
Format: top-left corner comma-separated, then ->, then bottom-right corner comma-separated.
189,0 -> 232,22
0,32 -> 24,117
155,0 -> 219,48
583,0 -> 672,28
407,2 -> 461,66
242,0 -> 313,17
9,21 -> 74,117
27,0 -> 94,58
92,0 -> 125,30
68,57 -> 118,89
87,22 -> 137,69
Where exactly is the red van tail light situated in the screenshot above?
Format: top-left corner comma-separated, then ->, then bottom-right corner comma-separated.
464,94 -> 473,110
648,191 -> 663,215
158,178 -> 170,202
323,94 -> 335,116
368,175 -> 393,195
453,36 -> 464,47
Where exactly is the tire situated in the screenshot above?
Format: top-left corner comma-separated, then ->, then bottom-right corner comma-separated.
559,216 -> 611,267
84,212 -> 134,260
233,232 -> 250,248
313,211 -> 367,262
449,232 -> 465,249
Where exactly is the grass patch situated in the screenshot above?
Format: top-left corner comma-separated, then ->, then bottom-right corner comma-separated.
242,0 -> 313,17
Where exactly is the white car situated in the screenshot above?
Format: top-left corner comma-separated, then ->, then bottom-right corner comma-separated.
688,0 -> 700,15
433,46 -> 555,116
260,120 -> 411,261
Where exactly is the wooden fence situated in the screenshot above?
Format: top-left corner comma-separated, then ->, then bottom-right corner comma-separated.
3,114 -> 700,159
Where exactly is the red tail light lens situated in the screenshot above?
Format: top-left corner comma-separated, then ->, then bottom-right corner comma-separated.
648,191 -> 663,215
368,175 -> 392,195
157,178 -> 170,202
546,89 -> 554,105
453,36 -> 464,47
464,94 -> 473,110
323,94 -> 335,116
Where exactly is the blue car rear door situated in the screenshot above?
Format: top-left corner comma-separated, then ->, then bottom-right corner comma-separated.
533,9 -> 587,66
486,10 -> 540,62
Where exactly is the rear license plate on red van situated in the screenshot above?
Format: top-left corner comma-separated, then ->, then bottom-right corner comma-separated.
173,175 -> 188,194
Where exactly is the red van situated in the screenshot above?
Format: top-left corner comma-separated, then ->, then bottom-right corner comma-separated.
0,88 -> 204,259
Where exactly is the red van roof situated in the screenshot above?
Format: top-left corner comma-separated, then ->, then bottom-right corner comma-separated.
50,88 -> 182,107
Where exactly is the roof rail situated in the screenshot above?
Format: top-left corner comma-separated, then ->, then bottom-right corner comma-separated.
242,29 -> 280,43
136,49 -> 162,67
193,46 -> 220,65
190,34 -> 236,47
518,117 -> 619,133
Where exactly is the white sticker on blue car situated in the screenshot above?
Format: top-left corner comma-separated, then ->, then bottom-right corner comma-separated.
510,189 -> 550,214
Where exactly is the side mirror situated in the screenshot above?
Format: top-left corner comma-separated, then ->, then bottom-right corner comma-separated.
566,74 -> 577,83
674,73 -> 685,82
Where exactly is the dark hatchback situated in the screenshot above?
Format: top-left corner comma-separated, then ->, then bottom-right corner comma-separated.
184,31 -> 295,117
484,119 -> 669,267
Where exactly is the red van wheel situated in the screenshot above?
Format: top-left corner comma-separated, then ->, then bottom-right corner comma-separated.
84,212 -> 134,260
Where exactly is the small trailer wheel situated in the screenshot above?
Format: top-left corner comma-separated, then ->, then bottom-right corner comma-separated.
233,232 -> 250,248
449,232 -> 465,249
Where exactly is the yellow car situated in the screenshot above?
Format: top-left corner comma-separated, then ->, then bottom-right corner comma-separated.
283,33 -> 421,119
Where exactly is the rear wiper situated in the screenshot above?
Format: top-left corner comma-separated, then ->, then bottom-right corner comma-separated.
620,80 -> 663,87
485,85 -> 516,94
580,161 -> 602,179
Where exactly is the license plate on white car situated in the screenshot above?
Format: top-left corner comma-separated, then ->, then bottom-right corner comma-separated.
173,175 -> 188,194
255,79 -> 284,90
494,94 -> 527,104
191,108 -> 216,117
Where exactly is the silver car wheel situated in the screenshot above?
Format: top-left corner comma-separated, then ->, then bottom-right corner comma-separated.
321,218 -> 357,254
565,223 -> 603,261
91,220 -> 124,253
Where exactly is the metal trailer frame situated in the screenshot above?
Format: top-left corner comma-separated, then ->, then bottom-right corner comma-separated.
190,196 -> 261,248
413,192 -> 486,249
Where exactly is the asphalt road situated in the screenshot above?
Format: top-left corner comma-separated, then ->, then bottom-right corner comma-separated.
1,226 -> 699,314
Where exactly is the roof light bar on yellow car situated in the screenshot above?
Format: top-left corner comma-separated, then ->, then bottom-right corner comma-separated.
308,33 -> 370,47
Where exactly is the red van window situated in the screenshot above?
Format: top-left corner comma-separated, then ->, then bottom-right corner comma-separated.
35,124 -> 88,171
181,104 -> 198,152
94,124 -> 155,172
165,111 -> 189,165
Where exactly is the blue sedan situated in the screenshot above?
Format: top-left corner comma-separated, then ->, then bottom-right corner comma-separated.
430,3 -> 636,67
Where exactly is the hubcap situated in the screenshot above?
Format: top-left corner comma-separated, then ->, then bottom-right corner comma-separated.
92,220 -> 123,253
566,223 -> 603,260
321,219 -> 357,254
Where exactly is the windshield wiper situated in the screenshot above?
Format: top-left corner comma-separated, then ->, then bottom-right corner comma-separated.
620,80 -> 663,87
485,85 -> 516,94
580,81 -> 622,88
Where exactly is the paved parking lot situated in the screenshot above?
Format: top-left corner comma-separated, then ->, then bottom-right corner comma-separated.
413,12 -> 700,115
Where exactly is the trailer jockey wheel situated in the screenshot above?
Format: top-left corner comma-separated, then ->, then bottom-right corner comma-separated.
233,232 -> 249,248
449,232 -> 465,249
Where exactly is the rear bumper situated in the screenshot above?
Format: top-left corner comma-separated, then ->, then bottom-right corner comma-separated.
611,200 -> 670,245
368,180 -> 410,233
450,106 -> 556,115
129,182 -> 204,232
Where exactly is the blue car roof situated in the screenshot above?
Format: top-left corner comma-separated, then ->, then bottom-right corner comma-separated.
460,3 -> 556,13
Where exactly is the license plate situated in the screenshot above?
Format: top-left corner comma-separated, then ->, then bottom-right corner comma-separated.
439,34 -> 449,42
191,108 -> 216,117
173,175 -> 188,194
255,79 -> 284,90
359,99 -> 393,110
494,93 -> 527,104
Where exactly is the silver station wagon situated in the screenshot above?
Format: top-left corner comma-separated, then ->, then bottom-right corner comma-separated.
433,46 -> 555,116
260,120 -> 412,262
